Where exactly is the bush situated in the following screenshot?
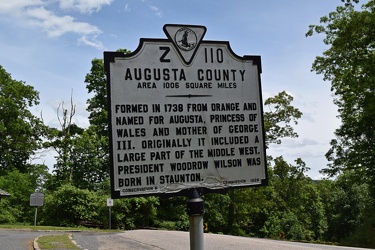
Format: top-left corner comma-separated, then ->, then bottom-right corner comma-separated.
0,200 -> 17,224
0,170 -> 37,223
341,208 -> 375,248
41,184 -> 101,226
261,211 -> 310,241
111,196 -> 159,229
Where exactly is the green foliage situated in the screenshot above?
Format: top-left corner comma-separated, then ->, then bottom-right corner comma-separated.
0,169 -> 40,223
110,196 -> 160,229
127,196 -> 159,227
202,158 -> 327,241
43,104 -> 108,191
0,200 -> 17,224
341,207 -> 375,248
0,65 -> 44,174
271,157 -> 327,241
317,172 -> 372,243
155,196 -> 189,230
261,211 -> 306,240
263,91 -> 302,147
306,2 -> 375,246
307,1 -> 375,197
203,193 -> 231,233
68,127 -> 109,190
85,58 -> 108,136
41,184 -> 101,226
44,98 -> 85,185
85,49 -> 131,136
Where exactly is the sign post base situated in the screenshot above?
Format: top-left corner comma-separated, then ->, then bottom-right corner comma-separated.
187,189 -> 204,250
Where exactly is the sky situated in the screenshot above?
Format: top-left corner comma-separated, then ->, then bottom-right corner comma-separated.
0,0 -> 346,179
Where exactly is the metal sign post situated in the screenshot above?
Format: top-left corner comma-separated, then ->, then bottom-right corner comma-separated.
34,207 -> 38,227
187,189 -> 204,250
104,24 -> 267,250
107,198 -> 114,229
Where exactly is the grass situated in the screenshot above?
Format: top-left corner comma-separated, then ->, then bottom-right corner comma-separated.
36,234 -> 79,249
0,223 -> 119,232
0,224 -> 82,231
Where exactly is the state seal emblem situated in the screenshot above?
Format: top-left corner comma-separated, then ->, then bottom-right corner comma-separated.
175,28 -> 197,51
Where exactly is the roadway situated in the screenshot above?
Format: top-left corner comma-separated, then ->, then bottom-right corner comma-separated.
0,229 -> 370,250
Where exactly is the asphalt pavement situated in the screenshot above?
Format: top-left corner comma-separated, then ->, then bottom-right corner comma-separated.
1,228 -> 372,250
0,229 -> 64,250
69,230 -> 372,250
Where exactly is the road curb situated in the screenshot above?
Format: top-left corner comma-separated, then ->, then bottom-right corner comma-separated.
69,233 -> 83,249
33,236 -> 41,250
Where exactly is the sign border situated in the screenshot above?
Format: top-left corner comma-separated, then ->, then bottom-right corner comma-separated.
104,38 -> 268,199
30,192 -> 44,207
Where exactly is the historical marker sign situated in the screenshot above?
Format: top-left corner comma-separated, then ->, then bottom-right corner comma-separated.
30,192 -> 44,207
105,24 -> 267,198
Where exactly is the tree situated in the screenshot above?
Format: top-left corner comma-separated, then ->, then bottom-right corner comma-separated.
0,169 -> 41,223
81,50 -> 131,185
85,58 -> 108,136
271,157 -> 327,241
263,91 -> 302,148
220,91 -> 303,236
41,184 -> 102,226
85,49 -> 131,135
68,127 -> 109,190
0,65 -> 45,174
211,156 -> 328,241
44,96 -> 84,186
316,172 -> 371,243
306,1 -> 375,196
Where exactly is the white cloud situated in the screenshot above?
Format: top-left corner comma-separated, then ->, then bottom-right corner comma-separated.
124,3 -> 130,12
78,34 -> 104,50
299,111 -> 315,123
26,7 -> 100,36
0,0 -> 43,15
0,0 -> 104,50
59,0 -> 114,14
139,0 -> 162,17
25,6 -> 103,49
148,4 -> 162,17
275,137 -> 321,149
